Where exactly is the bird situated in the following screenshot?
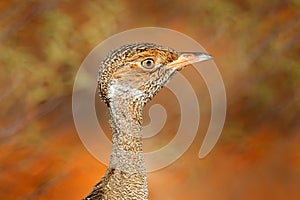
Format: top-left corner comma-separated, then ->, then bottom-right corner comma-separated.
83,42 -> 212,200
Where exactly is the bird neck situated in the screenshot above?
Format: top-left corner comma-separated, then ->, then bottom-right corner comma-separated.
108,84 -> 146,174
84,85 -> 149,199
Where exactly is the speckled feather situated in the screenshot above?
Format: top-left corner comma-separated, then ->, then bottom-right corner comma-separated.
84,43 -> 179,200
98,42 -> 178,105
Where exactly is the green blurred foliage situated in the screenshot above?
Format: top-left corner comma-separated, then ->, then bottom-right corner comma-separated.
0,0 -> 300,199
0,0 -> 124,131
0,0 -> 299,140
0,0 -> 298,141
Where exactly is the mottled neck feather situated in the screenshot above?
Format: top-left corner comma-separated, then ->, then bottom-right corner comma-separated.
108,84 -> 146,174
84,84 -> 148,200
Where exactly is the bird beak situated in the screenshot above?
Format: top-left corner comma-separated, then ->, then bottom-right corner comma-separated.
167,52 -> 213,71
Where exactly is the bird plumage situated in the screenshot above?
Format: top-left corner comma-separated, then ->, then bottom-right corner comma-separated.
84,42 -> 212,200
98,42 -> 179,106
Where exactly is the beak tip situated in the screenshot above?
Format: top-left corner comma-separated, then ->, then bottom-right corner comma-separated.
199,53 -> 213,62
168,51 -> 213,70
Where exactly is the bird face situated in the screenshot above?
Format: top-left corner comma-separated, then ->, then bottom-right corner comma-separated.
98,43 -> 212,106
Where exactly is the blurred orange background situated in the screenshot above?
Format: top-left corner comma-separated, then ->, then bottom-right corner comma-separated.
0,0 -> 299,199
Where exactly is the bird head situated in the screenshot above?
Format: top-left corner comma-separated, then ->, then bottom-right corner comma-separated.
98,42 -> 212,106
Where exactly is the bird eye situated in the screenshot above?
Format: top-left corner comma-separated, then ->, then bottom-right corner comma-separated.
141,59 -> 155,69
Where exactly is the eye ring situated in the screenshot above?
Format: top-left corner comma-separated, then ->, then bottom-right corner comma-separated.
141,58 -> 155,69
